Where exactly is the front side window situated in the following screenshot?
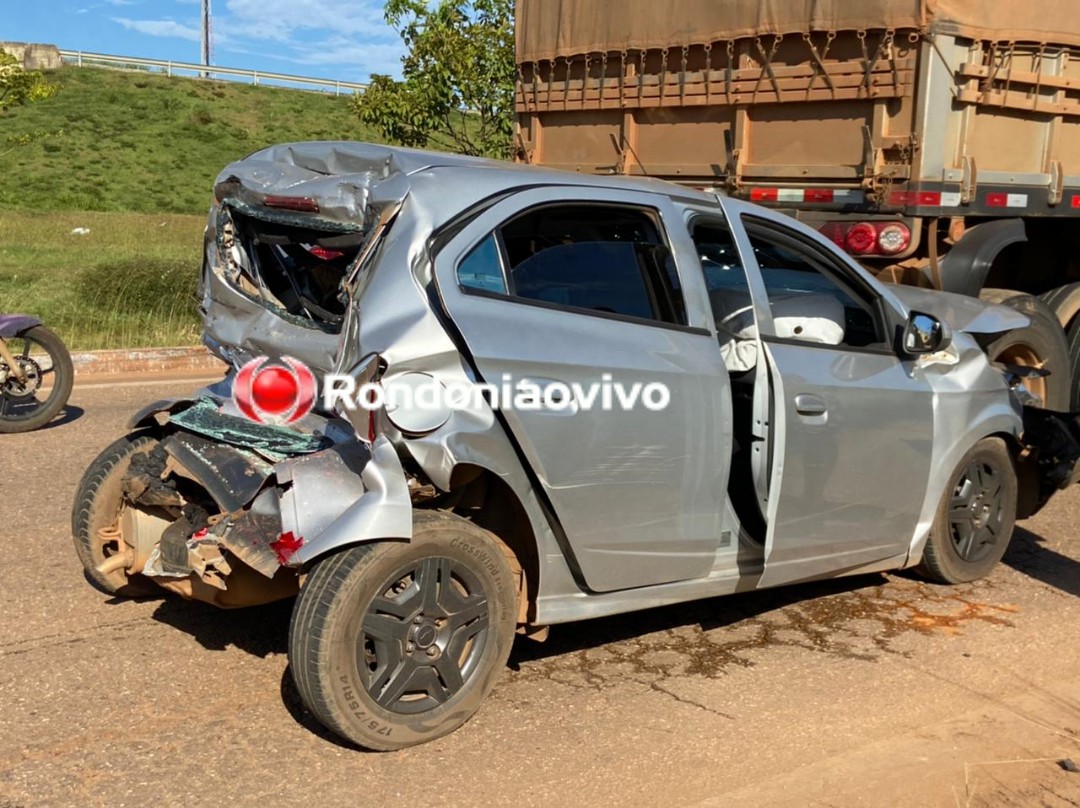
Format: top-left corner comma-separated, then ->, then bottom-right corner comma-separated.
456,204 -> 687,327
745,220 -> 885,349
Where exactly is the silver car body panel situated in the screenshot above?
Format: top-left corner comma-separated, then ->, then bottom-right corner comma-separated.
186,142 -> 1040,625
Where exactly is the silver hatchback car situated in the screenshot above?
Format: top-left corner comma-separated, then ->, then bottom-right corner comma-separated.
74,142 -> 1080,750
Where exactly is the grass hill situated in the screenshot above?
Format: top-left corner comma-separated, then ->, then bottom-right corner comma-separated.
0,66 -> 391,348
0,65 -> 384,214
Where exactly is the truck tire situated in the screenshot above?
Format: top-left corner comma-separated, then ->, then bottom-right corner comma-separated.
1039,282 -> 1080,328
979,289 -> 1071,410
1039,283 -> 1080,411
288,510 -> 517,751
72,432 -> 160,596
916,437 -> 1017,584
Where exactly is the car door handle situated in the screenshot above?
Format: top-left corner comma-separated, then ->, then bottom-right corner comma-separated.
794,394 -> 827,416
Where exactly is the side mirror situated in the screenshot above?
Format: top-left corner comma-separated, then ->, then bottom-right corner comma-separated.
903,311 -> 951,355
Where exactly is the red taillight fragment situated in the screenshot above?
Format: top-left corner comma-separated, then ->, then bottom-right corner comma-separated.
263,195 -> 320,213
308,245 -> 345,261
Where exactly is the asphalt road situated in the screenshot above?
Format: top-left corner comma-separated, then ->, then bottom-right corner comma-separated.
2,379 -> 1080,807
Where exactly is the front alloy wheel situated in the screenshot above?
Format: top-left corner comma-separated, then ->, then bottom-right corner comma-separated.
917,437 -> 1018,584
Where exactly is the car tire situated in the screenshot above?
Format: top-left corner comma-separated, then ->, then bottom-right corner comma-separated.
979,289 -> 1071,410
72,432 -> 160,596
916,437 -> 1018,585
288,510 -> 518,751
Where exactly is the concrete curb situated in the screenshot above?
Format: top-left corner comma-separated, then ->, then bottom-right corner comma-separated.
72,346 -> 226,379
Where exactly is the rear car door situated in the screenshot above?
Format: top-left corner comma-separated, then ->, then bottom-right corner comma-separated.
719,199 -> 937,586
432,186 -> 732,592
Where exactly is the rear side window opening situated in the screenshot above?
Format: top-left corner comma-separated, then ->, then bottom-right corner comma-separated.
217,206 -> 368,329
456,204 -> 688,327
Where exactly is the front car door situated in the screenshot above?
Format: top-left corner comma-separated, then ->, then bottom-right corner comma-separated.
718,199 -> 937,587
432,186 -> 734,593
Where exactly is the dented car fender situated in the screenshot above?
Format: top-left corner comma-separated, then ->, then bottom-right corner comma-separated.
904,337 -> 1026,566
282,435 -> 414,566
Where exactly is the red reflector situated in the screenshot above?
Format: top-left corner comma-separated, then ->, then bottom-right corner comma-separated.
263,195 -> 320,213
986,193 -> 1008,208
804,189 -> 834,203
820,222 -> 847,248
845,222 -> 878,255
889,191 -> 942,206
1071,195 -> 1080,209
750,188 -> 779,202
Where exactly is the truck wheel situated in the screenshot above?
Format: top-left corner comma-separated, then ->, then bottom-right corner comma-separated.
979,289 -> 1071,410
288,510 -> 517,751
916,437 -> 1017,584
1039,284 -> 1080,410
1039,282 -> 1080,328
72,432 -> 160,596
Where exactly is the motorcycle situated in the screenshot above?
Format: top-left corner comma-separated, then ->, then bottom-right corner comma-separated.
0,315 -> 74,433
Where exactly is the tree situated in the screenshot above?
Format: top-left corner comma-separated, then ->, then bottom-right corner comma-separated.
0,49 -> 56,112
1,48 -> 59,157
352,0 -> 515,159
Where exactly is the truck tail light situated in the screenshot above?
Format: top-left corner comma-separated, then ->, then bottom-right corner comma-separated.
821,221 -> 913,257
876,223 -> 911,255
844,223 -> 878,255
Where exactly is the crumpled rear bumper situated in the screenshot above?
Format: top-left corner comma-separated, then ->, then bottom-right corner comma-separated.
118,395 -> 412,606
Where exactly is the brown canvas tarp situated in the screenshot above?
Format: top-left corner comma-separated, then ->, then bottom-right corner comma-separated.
515,0 -> 1080,62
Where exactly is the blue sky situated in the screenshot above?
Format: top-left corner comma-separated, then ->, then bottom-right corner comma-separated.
4,0 -> 405,83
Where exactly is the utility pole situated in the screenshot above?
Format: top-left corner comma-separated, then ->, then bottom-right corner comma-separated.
201,0 -> 212,76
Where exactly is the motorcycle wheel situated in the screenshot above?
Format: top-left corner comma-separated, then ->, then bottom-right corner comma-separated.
0,325 -> 74,433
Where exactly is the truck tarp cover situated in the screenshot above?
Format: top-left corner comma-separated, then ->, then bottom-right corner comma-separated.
515,0 -> 1080,62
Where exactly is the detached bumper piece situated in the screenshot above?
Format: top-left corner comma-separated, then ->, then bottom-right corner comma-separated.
1017,407 -> 1080,518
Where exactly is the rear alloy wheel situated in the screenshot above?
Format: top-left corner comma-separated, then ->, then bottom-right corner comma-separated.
917,437 -> 1018,584
288,510 -> 517,750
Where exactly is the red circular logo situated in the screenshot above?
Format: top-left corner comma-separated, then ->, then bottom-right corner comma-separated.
233,356 -> 316,425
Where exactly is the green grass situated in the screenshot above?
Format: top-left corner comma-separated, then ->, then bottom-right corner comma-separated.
0,66 -> 383,215
0,66 -> 393,348
0,210 -> 205,349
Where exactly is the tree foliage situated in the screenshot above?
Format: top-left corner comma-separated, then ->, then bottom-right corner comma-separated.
0,49 -> 56,113
352,0 -> 515,159
0,49 -> 60,157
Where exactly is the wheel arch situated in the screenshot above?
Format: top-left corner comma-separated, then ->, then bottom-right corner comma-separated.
438,463 -> 540,625
908,413 -> 1022,568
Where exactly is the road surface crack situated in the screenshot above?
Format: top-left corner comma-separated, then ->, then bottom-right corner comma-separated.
649,681 -> 734,719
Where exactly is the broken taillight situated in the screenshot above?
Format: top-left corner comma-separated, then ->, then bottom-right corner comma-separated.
307,245 -> 346,261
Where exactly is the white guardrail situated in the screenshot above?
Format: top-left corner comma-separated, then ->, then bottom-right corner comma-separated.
58,49 -> 367,95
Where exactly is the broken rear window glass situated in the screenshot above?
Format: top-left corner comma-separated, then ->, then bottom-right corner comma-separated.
219,207 -> 367,328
